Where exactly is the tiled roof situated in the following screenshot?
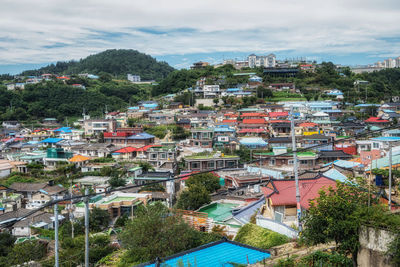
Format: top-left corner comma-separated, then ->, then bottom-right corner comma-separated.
242,119 -> 266,124
261,177 -> 337,209
268,112 -> 288,118
299,122 -> 318,128
365,117 -> 389,123
240,113 -> 266,117
238,129 -> 266,133
69,154 -> 91,162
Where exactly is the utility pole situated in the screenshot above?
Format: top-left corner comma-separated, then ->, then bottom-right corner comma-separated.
84,188 -> 90,267
389,142 -> 392,210
54,202 -> 59,267
69,180 -> 74,238
290,106 -> 301,230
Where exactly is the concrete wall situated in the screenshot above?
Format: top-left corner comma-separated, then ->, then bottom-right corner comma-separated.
357,226 -> 396,267
256,216 -> 298,239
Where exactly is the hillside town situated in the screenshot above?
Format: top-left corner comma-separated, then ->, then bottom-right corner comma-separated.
0,53 -> 399,266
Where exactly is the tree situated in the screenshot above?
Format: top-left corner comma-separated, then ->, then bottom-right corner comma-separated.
176,184 -> 211,210
136,161 -> 155,172
109,175 -> 127,188
119,202 -> 219,264
7,240 -> 47,265
301,182 -> 378,266
213,98 -> 219,105
89,207 -> 111,232
0,232 -> 15,257
172,125 -> 190,140
185,173 -> 220,193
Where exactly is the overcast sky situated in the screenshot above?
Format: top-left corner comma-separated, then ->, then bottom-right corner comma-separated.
1,0 -> 400,73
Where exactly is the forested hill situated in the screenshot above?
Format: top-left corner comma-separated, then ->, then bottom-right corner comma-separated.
21,49 -> 175,81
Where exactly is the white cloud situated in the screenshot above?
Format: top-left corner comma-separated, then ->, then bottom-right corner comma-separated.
0,0 -> 400,64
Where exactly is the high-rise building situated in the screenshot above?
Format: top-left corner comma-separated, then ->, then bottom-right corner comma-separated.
248,54 -> 276,68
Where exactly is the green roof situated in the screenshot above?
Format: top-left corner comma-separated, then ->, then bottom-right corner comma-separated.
198,202 -> 238,222
101,196 -> 137,204
185,154 -> 239,160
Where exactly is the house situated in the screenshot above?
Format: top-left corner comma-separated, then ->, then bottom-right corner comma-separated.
190,128 -> 214,148
238,119 -> 267,130
83,119 -> 117,136
43,148 -> 73,169
317,150 -> 353,164
364,117 -> 389,127
203,85 -> 220,98
260,176 -> 337,226
169,102 -> 184,109
111,145 -> 153,161
268,137 -> 293,148
0,185 -> 22,214
39,137 -> 63,147
240,113 -> 267,120
255,150 -> 318,172
239,137 -> 268,149
26,184 -> 67,209
86,192 -> 151,218
184,153 -> 240,171
104,132 -> 155,147
134,171 -> 175,195
2,121 -> 21,129
147,145 -> 177,171
12,211 -> 64,237
148,113 -> 175,125
237,128 -> 268,138
301,134 -> 333,151
269,121 -> 291,136
72,143 -> 115,158
176,118 -> 191,129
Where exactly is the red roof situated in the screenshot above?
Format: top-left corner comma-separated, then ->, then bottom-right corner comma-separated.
268,112 -> 288,118
103,132 -> 132,138
222,119 -> 237,123
269,120 -> 290,123
240,113 -> 267,118
261,177 -> 337,209
113,144 -> 161,154
224,113 -> 238,117
299,122 -> 318,128
242,119 -> 267,124
365,117 -> 389,123
238,129 -> 266,133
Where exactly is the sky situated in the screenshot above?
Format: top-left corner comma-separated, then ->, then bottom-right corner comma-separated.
1,0 -> 400,74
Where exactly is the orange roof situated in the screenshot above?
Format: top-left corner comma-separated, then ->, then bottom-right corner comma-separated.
240,113 -> 267,118
299,122 -> 318,128
69,154 -> 91,162
242,119 -> 267,124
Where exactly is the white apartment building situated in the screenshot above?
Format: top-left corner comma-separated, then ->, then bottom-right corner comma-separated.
203,85 -> 220,98
248,54 -> 276,68
127,74 -> 141,82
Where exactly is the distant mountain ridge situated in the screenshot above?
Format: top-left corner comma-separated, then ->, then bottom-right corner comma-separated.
21,49 -> 175,81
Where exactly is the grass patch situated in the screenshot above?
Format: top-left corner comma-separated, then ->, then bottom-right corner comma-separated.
234,223 -> 290,249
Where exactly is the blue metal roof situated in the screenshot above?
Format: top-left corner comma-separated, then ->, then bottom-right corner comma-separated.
371,137 -> 400,142
239,138 -> 267,146
126,132 -> 155,140
214,127 -> 235,132
39,138 -> 63,144
53,127 -> 72,133
322,168 -> 348,182
226,88 -> 240,92
140,240 -> 270,267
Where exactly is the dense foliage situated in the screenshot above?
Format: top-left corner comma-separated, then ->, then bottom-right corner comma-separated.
119,202 -> 221,265
21,49 -> 174,80
0,78 -> 154,122
234,223 -> 289,249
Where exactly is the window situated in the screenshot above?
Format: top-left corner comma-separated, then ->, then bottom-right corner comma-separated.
160,153 -> 167,159
288,160 -> 294,165
300,160 -> 308,165
150,153 -> 157,159
227,161 -> 235,167
270,159 -> 276,166
207,162 -> 215,168
191,162 -> 199,169
217,161 -> 224,167
373,143 -> 379,149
